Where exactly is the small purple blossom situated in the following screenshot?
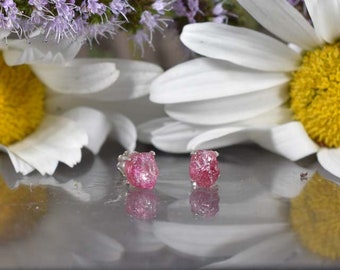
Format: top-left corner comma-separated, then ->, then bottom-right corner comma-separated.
152,0 -> 173,15
132,29 -> 150,56
172,0 -> 236,25
173,0 -> 200,23
138,9 -> 171,52
110,0 -> 131,16
86,0 -> 106,15
212,3 -> 229,23
140,11 -> 163,32
287,0 -> 309,20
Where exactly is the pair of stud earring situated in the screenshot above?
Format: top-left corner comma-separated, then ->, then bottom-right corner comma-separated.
116,149 -> 220,189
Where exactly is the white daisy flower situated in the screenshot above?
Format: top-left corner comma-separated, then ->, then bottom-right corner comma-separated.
153,146 -> 340,266
0,35 -> 163,176
140,0 -> 340,179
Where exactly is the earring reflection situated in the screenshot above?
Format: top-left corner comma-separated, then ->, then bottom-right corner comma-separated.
189,186 -> 220,217
125,188 -> 159,221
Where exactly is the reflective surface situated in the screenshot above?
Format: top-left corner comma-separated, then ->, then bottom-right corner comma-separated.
0,140 -> 340,269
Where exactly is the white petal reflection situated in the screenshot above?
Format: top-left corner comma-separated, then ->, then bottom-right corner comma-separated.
153,221 -> 288,257
168,192 -> 288,225
121,222 -> 164,253
0,161 -> 124,268
71,231 -> 124,265
0,151 -> 111,202
5,201 -> 125,268
250,149 -> 317,198
203,232 -> 300,268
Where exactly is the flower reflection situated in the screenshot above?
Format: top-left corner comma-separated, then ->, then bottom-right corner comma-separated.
0,175 -> 47,242
291,173 -> 340,260
190,186 -> 220,217
152,146 -> 340,267
125,188 -> 159,221
0,150 -> 111,202
0,150 -> 125,268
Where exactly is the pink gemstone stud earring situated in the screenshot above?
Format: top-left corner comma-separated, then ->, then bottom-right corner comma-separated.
117,150 -> 159,189
189,150 -> 220,188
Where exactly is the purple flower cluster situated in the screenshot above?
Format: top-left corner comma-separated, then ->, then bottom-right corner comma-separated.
172,0 -> 236,29
172,0 -> 309,33
0,0 -> 173,45
0,0 -> 309,50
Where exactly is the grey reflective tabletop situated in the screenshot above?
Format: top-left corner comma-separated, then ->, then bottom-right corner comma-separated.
0,140 -> 339,269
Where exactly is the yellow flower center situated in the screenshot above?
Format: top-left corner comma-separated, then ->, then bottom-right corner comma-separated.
0,54 -> 45,146
289,43 -> 340,148
290,173 -> 340,259
0,176 -> 47,242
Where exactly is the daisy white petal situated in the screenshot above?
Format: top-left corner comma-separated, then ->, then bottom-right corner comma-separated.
165,84 -> 289,125
317,148 -> 340,178
188,127 -> 248,151
238,0 -> 322,50
62,107 -> 111,154
305,0 -> 340,43
137,117 -> 175,144
31,59 -> 120,94
8,115 -> 88,175
151,135 -> 195,153
180,22 -> 300,72
0,147 -> 35,175
188,107 -> 293,151
82,59 -> 163,101
150,57 -> 290,104
240,106 -> 293,127
109,113 -> 137,151
153,221 -> 288,257
3,37 -> 83,66
8,150 -> 58,176
249,121 -> 319,161
151,121 -> 208,153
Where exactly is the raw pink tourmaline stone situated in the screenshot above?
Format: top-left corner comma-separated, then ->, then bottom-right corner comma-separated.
124,152 -> 159,189
189,150 -> 220,188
